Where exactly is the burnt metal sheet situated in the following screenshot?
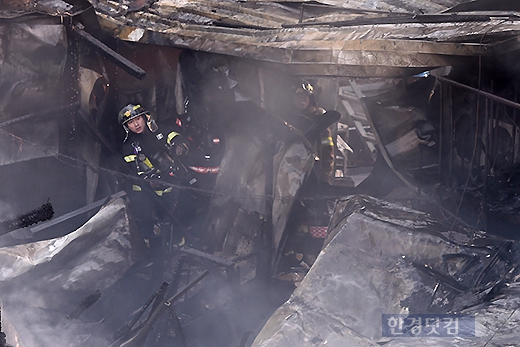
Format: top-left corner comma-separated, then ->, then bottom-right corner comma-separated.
271,141 -> 314,254
251,195 -> 520,347
0,18 -> 68,164
0,198 -> 136,346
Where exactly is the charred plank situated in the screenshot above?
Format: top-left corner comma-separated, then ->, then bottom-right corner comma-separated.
71,22 -> 146,79
0,201 -> 54,236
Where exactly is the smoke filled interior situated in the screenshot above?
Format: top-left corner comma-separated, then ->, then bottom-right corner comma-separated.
1,0 -> 520,346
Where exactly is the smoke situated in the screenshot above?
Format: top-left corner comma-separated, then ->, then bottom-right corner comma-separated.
0,201 -> 15,224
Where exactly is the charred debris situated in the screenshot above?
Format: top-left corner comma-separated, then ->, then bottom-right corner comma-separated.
1,0 -> 520,346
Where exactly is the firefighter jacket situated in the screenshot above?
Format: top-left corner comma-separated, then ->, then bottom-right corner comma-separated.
122,120 -> 192,194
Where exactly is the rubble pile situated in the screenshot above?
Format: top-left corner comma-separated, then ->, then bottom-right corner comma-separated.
252,195 -> 520,347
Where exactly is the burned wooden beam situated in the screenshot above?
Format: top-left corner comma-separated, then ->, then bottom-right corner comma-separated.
32,190 -> 125,233
412,262 -> 469,292
211,21 -> 272,30
71,22 -> 146,79
0,201 -> 54,237
117,270 -> 209,347
8,191 -> 126,239
114,282 -> 170,342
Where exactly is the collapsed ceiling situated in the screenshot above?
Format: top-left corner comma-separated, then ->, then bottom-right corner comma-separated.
4,0 -> 520,77
89,0 -> 520,77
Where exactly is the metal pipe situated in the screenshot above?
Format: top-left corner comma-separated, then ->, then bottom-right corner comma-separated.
437,76 -> 520,111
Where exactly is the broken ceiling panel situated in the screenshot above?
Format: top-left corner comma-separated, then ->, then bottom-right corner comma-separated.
3,0 -> 516,77
101,0 -> 300,28
80,0 -> 520,77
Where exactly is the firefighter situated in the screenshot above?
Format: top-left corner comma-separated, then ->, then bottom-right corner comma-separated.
289,80 -> 335,185
118,104 -> 194,253
276,81 -> 338,279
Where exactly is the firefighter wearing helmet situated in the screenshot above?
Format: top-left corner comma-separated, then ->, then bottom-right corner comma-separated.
118,104 -> 152,141
118,103 -> 193,254
288,80 -> 335,185
274,80 -> 339,277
